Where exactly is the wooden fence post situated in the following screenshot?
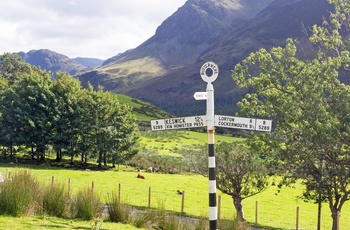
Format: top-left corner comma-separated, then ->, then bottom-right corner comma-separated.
148,187 -> 151,208
255,201 -> 258,224
118,183 -> 121,203
296,206 -> 299,230
91,181 -> 94,194
5,168 -> 8,180
68,178 -> 71,198
51,176 -> 55,188
181,191 -> 185,214
217,195 -> 221,220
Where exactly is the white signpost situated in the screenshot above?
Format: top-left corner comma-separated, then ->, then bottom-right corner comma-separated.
194,92 -> 208,100
150,61 -> 272,230
151,116 -> 207,131
215,115 -> 272,132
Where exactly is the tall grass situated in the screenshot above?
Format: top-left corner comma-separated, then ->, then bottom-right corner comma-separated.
106,192 -> 132,223
0,170 -> 41,216
42,182 -> 68,217
71,186 -> 102,220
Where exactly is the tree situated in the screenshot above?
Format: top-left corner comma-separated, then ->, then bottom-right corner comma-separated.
13,67 -> 56,161
0,53 -> 30,86
216,142 -> 269,221
232,1 -> 350,227
182,142 -> 269,221
51,73 -> 83,162
0,53 -> 31,156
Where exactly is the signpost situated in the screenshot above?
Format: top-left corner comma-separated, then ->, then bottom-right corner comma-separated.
151,115 -> 207,131
215,115 -> 272,132
150,61 -> 272,230
194,91 -> 208,100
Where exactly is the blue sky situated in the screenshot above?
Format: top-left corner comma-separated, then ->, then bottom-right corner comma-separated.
0,0 -> 187,59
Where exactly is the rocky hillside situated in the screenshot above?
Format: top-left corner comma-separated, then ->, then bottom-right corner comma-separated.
15,0 -> 333,116
76,0 -> 332,116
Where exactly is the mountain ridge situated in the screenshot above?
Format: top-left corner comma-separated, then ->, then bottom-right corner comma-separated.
14,0 -> 334,116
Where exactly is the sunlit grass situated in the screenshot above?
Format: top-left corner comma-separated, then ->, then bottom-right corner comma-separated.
1,165 -> 349,229
0,215 -> 142,230
139,130 -> 243,155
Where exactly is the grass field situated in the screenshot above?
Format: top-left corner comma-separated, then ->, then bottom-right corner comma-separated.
0,215 -> 141,230
1,130 -> 350,229
1,164 -> 350,230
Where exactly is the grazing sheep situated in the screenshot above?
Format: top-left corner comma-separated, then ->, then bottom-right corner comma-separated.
137,173 -> 145,179
147,167 -> 153,172
177,190 -> 183,195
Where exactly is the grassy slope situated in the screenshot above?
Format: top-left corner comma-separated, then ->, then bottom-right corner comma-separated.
116,93 -> 172,122
139,130 -> 243,155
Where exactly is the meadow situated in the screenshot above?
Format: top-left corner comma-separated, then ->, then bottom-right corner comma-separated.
1,130 -> 350,229
1,164 -> 350,230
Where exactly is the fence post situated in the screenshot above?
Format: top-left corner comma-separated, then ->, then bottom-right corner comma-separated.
148,187 -> 151,208
296,206 -> 299,230
181,191 -> 185,214
118,183 -> 121,203
217,196 -> 221,220
68,178 -> 71,198
255,201 -> 258,224
5,168 -> 8,179
91,181 -> 94,194
51,176 -> 55,188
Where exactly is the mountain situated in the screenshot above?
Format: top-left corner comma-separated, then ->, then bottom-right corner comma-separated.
73,57 -> 104,68
75,0 -> 333,116
17,49 -> 87,76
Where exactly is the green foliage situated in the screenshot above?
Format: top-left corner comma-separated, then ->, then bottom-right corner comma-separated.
0,54 -> 140,168
232,1 -> 350,228
0,53 -> 30,85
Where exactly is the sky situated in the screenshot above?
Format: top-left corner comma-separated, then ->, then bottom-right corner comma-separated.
0,0 -> 187,60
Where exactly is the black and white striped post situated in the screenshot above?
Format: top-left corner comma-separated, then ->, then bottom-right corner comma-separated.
200,61 -> 219,230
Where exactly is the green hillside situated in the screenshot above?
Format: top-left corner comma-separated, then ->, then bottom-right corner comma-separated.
116,94 -> 172,124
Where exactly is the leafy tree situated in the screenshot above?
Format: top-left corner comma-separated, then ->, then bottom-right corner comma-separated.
0,85 -> 20,156
0,53 -> 30,86
216,142 -> 269,221
110,103 -> 140,168
76,83 -> 97,164
13,67 -> 56,161
181,142 -> 269,221
51,73 -> 83,162
232,1 -> 350,227
0,53 -> 30,155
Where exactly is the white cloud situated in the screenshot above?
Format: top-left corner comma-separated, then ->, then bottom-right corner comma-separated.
0,0 -> 187,59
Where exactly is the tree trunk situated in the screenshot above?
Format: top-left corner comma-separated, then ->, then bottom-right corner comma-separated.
98,151 -> 102,168
233,195 -> 245,221
317,192 -> 322,230
331,210 -> 338,230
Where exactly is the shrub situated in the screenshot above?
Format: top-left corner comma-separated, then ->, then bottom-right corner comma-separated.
42,182 -> 68,217
106,192 -> 131,223
0,170 -> 41,216
71,187 -> 102,220
218,218 -> 249,230
132,209 -> 158,229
